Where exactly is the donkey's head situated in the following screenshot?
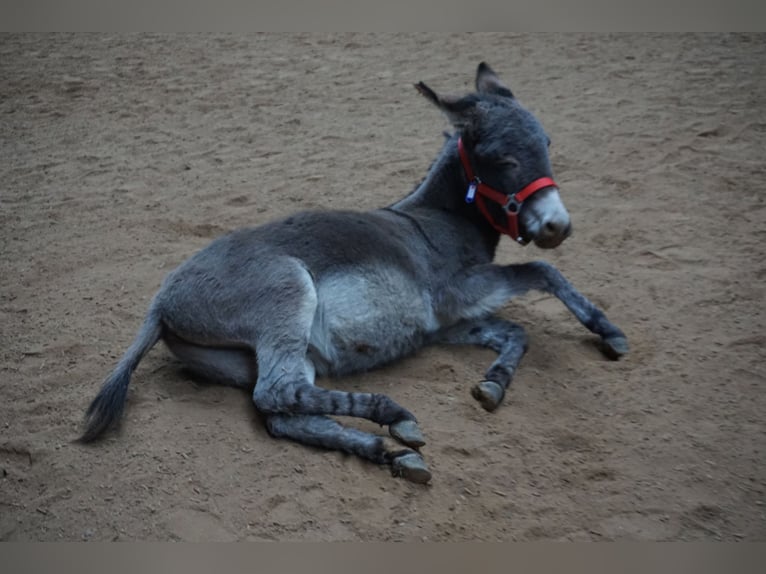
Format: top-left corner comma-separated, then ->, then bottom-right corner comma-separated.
416,63 -> 571,249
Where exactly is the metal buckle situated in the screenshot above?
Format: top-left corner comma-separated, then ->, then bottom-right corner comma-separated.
504,196 -> 520,214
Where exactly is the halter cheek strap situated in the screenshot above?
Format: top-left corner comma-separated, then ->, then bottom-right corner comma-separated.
458,137 -> 557,243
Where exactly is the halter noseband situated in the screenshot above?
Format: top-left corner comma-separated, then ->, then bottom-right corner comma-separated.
457,137 -> 557,243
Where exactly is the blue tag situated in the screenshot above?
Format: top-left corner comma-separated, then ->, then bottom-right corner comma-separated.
465,181 -> 477,203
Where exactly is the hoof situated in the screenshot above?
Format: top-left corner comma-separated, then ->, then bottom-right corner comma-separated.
391,452 -> 432,484
389,419 -> 425,448
601,336 -> 629,360
471,380 -> 504,412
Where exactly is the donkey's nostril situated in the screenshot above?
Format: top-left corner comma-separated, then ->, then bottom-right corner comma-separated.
543,220 -> 572,238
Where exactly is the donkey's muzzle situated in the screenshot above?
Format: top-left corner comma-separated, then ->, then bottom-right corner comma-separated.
534,218 -> 572,249
525,184 -> 572,249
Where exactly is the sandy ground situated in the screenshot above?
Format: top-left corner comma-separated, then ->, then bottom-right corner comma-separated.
1,33 -> 765,541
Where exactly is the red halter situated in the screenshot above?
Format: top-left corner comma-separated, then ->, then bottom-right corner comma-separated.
458,137 -> 557,243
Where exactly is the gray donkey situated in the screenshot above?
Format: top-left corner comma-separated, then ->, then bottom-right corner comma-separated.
81,63 -> 628,483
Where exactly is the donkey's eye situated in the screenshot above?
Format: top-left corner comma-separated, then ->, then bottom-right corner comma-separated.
499,156 -> 520,169
486,154 -> 519,168
546,137 -> 552,148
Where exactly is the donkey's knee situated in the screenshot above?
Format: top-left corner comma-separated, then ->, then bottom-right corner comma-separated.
253,381 -> 342,416
504,322 -> 529,352
252,382 -> 307,415
484,319 -> 528,353
525,260 -> 560,289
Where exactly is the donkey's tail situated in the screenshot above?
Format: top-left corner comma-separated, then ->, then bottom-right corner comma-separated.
79,302 -> 163,443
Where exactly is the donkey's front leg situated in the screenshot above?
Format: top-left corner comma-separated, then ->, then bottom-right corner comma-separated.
509,261 -> 628,359
436,317 -> 528,411
436,262 -> 628,360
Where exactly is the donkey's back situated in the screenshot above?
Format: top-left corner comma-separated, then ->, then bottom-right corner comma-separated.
158,208 -> 454,379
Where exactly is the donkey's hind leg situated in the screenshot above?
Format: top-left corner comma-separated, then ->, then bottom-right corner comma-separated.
250,262 -> 425,448
253,351 -> 424,448
437,317 -> 528,411
266,414 -> 431,483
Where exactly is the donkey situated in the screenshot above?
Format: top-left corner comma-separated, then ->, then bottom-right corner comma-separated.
80,63 -> 628,483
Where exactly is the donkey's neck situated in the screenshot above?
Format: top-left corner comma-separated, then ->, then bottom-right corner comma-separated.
390,136 -> 464,212
388,135 -> 501,254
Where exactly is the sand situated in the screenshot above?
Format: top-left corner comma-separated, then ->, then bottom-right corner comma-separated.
1,33 -> 764,541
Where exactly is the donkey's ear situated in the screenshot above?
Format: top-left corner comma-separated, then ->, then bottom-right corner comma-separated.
475,62 -> 514,98
415,81 -> 479,131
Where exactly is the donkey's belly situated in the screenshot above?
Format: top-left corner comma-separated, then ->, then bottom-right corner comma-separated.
308,269 -> 438,377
